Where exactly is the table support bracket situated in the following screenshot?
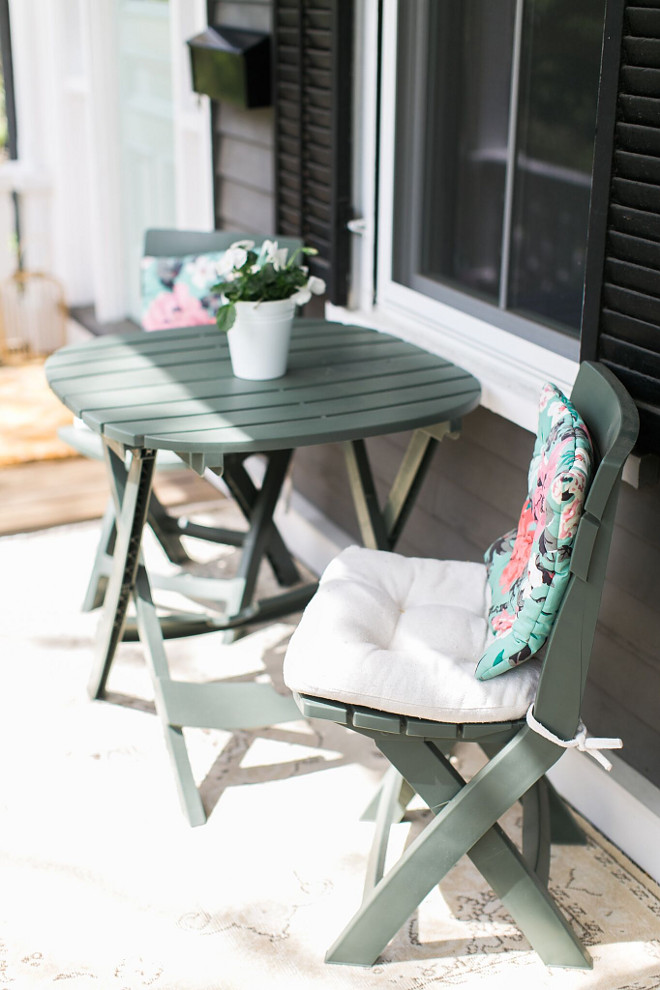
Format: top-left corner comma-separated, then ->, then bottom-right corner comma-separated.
343,422 -> 452,552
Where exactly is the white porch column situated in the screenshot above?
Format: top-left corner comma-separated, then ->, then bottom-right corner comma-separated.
78,0 -> 124,323
6,0 -> 95,306
170,0 -> 214,231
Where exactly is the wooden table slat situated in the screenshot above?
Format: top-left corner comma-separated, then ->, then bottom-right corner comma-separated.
47,342 -> 229,382
135,384 -> 481,454
44,326 -> 222,367
48,320 -> 392,368
80,363 -> 468,431
48,338 -> 414,390
58,351 -> 444,416
95,377 -> 474,443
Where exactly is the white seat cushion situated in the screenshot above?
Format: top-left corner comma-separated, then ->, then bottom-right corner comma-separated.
283,546 -> 541,723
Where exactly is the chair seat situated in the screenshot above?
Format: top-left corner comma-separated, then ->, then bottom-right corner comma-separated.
283,546 -> 541,723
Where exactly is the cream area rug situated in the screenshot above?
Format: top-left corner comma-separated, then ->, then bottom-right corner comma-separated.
1,513 -> 659,989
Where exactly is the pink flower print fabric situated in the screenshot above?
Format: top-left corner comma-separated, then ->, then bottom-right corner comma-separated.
142,281 -> 216,330
140,252 -> 226,331
500,497 -> 536,590
476,383 -> 593,681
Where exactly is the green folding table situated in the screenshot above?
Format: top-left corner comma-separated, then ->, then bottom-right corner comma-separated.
46,319 -> 481,824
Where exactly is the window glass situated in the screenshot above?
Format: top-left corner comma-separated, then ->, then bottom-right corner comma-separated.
509,0 -> 606,329
420,2 -> 515,304
392,0 -> 606,339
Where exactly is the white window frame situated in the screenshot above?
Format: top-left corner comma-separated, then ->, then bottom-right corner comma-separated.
328,0 -> 581,434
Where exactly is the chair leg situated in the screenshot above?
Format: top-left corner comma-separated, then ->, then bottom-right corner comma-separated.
146,490 -> 192,565
522,777 -> 552,885
547,779 -> 588,846
482,744 -> 585,879
133,565 -> 207,827
82,499 -> 117,612
521,777 -> 586,885
222,454 -> 301,587
221,450 -> 295,643
360,745 -> 451,885
326,731 -> 591,970
82,486 -> 193,617
360,769 -> 415,823
363,768 -> 413,894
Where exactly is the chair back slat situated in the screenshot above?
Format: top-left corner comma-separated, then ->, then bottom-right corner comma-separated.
533,362 -> 639,739
143,229 -> 302,259
141,229 -> 305,332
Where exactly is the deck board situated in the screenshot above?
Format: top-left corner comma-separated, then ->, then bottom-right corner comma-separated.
0,457 -> 225,536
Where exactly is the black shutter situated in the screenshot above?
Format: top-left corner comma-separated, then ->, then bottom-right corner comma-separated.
582,0 -> 660,451
273,0 -> 354,305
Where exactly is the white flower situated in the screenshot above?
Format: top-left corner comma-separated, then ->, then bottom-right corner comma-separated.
258,239 -> 277,260
289,275 -> 326,307
217,245 -> 251,276
229,240 -> 255,251
258,239 -> 289,270
290,287 -> 312,306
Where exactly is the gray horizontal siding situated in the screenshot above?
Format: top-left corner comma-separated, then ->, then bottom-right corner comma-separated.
292,406 -> 660,788
209,2 -> 275,234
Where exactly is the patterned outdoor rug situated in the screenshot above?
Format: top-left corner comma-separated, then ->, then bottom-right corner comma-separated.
1,514 -> 659,989
0,359 -> 75,466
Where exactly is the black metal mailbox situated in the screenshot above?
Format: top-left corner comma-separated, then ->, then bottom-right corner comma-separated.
186,27 -> 271,109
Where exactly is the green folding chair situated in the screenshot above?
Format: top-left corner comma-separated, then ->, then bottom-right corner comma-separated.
60,228 -> 303,616
283,361 -> 639,969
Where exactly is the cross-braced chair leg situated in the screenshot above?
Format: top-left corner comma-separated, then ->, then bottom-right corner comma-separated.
326,727 -> 591,970
360,768 -> 415,825
362,767 -> 411,894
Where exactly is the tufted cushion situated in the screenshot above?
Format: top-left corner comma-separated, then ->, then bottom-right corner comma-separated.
283,546 -> 541,723
141,252 -> 226,330
475,383 -> 593,681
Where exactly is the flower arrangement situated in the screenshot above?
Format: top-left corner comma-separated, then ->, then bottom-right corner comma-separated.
212,240 -> 326,332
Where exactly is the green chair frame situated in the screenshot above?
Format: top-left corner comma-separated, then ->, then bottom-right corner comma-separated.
294,362 -> 639,970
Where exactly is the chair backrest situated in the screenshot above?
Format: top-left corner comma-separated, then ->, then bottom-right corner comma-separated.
534,361 -> 639,739
143,229 -> 302,259
141,229 -> 304,332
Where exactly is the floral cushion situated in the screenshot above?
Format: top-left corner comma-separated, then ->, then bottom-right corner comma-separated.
141,252 -> 226,330
475,382 -> 593,681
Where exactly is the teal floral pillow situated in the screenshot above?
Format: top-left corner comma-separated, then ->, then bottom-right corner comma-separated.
141,252 -> 226,330
475,383 -> 593,681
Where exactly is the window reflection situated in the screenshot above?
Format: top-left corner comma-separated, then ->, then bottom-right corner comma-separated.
509,0 -> 606,330
393,0 -> 606,337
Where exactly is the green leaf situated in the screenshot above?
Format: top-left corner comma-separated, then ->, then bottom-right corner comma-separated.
216,303 -> 236,333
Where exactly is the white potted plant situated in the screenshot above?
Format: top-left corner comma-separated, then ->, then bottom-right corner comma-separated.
213,240 -> 326,380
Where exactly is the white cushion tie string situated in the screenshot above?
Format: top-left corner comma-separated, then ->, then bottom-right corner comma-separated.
526,704 -> 622,772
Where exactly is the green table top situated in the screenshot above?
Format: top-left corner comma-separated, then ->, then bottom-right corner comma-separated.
46,320 -> 481,458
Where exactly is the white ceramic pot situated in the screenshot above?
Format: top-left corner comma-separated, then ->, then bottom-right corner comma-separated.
227,298 -> 295,380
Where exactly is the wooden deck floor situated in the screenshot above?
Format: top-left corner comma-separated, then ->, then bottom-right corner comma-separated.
0,456 -> 225,537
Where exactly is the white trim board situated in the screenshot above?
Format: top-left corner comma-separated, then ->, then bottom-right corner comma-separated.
548,750 -> 660,885
272,487 -> 660,885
